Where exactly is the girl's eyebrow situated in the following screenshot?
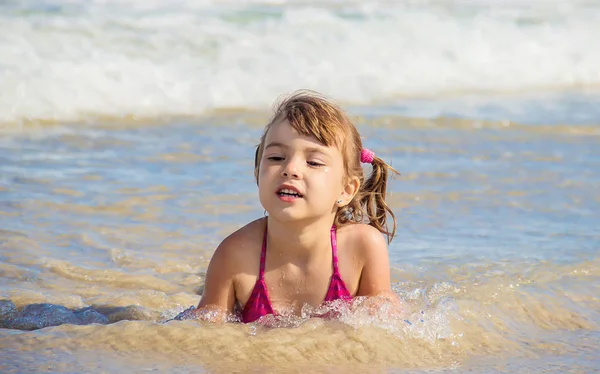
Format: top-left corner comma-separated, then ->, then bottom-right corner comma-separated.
265,142 -> 330,156
265,141 -> 288,150
305,147 -> 329,156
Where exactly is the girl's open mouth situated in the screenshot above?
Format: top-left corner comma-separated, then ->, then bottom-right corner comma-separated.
277,188 -> 303,198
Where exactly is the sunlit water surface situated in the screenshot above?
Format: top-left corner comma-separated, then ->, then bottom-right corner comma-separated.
1,0 -> 600,372
1,108 -> 599,373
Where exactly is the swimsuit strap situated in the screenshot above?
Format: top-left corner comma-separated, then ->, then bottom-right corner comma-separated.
330,225 -> 340,274
259,223 -> 268,280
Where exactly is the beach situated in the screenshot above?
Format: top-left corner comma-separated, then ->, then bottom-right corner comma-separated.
1,1 -> 599,372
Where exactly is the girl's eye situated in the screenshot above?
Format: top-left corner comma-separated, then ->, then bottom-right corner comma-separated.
267,156 -> 284,161
307,161 -> 324,167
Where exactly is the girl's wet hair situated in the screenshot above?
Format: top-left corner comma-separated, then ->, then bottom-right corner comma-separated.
254,90 -> 399,242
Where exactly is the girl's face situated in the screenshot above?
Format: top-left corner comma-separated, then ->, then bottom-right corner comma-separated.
258,120 -> 347,223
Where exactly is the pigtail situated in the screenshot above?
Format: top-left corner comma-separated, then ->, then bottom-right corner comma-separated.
336,155 -> 398,244
361,156 -> 398,243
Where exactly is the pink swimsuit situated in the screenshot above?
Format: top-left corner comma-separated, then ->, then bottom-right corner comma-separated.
241,225 -> 353,323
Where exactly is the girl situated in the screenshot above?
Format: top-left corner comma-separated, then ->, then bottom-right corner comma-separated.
194,91 -> 399,323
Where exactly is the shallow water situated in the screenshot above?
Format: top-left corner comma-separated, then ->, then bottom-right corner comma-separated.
2,0 -> 600,372
1,109 -> 599,373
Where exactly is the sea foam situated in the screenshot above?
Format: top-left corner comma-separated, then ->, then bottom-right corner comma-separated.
1,0 -> 599,124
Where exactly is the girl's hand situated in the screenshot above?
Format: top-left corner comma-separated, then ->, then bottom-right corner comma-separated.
194,304 -> 228,323
170,306 -> 197,321
170,304 -> 228,323
362,291 -> 403,319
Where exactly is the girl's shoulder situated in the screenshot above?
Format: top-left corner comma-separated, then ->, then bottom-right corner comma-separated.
337,223 -> 390,262
210,218 -> 265,271
222,217 -> 265,246
337,222 -> 387,244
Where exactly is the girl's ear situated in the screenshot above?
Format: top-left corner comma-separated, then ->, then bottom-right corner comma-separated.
339,176 -> 360,204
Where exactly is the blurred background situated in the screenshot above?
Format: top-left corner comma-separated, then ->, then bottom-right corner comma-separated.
2,0 -> 600,125
1,1 -> 599,373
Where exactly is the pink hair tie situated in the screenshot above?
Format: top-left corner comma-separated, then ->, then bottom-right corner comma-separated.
360,148 -> 375,164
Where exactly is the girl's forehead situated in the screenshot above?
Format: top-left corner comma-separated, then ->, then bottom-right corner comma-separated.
265,120 -> 340,149
266,120 -> 318,144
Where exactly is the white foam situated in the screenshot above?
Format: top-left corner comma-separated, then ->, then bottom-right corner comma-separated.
1,0 -> 600,124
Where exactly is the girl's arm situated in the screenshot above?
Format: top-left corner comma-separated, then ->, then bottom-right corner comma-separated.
195,239 -> 238,322
356,225 -> 401,305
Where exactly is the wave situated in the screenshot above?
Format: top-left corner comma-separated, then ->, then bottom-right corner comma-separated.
2,0 -> 600,125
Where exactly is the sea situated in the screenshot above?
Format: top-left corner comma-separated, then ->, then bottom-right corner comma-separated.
0,0 -> 599,373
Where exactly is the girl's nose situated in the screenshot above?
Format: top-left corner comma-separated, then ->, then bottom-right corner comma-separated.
281,159 -> 300,178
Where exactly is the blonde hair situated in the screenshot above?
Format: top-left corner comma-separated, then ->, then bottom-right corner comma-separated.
254,90 -> 399,242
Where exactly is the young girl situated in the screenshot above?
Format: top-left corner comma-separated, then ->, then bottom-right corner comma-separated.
193,91 -> 399,323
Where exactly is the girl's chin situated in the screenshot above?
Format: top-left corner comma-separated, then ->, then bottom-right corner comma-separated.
266,210 -> 307,221
264,208 -> 334,224
263,206 -> 309,221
